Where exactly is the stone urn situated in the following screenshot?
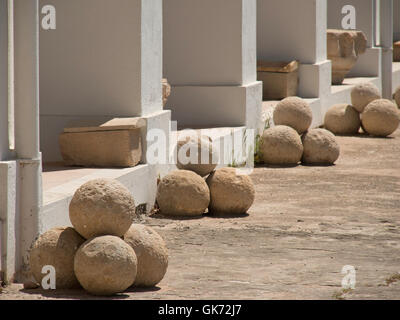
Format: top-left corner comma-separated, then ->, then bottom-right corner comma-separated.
327,29 -> 367,85
162,78 -> 171,107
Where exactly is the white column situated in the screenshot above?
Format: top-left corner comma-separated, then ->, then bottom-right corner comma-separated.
380,0 -> 393,98
163,0 -> 262,131
39,0 -> 166,162
258,0 -> 331,105
14,0 -> 41,281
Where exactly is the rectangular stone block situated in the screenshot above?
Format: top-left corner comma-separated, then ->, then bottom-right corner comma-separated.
59,129 -> 142,168
257,61 -> 299,100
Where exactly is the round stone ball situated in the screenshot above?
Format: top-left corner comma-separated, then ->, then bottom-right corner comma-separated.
351,82 -> 381,113
301,129 -> 340,165
324,103 -> 361,135
74,235 -> 137,296
393,86 -> 400,108
175,134 -> 219,177
156,170 -> 210,217
69,179 -> 136,239
361,99 -> 400,137
30,227 -> 85,289
124,224 -> 168,287
273,96 -> 313,134
259,125 -> 303,165
206,167 -> 255,215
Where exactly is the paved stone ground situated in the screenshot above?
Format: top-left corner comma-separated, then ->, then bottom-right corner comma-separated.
1,129 -> 400,300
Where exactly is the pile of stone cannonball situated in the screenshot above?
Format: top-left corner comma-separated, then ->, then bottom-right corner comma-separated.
259,97 -> 340,166
29,179 -> 168,296
324,83 -> 400,137
157,133 -> 256,217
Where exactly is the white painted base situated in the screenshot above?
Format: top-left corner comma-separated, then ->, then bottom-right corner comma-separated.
348,47 -> 381,78
392,62 -> 400,92
0,161 -> 17,284
166,82 -> 262,130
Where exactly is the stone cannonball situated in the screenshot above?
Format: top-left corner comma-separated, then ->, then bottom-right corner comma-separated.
259,125 -> 303,165
74,235 -> 137,296
301,129 -> 340,165
206,167 -> 255,216
324,103 -> 361,135
361,99 -> 400,137
69,179 -> 136,239
156,170 -> 210,217
124,224 -> 168,287
351,82 -> 381,113
273,97 -> 313,134
30,227 -> 85,289
175,133 -> 219,177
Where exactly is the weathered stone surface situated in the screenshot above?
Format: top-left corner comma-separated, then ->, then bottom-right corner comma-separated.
324,104 -> 361,135
156,170 -> 210,217
259,125 -> 303,165
124,224 -> 168,287
257,61 -> 299,100
361,99 -> 400,137
30,227 -> 85,289
162,78 -> 171,107
69,179 -> 136,239
327,29 -> 367,85
351,82 -> 381,113
206,168 -> 255,216
175,133 -> 219,177
74,236 -> 137,296
273,97 -> 312,134
302,129 -> 340,165
59,129 -> 142,168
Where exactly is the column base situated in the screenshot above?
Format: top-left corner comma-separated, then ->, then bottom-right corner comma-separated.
166,82 -> 262,131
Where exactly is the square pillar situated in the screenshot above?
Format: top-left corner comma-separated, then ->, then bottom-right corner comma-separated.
163,0 -> 262,131
258,0 -> 331,99
0,0 -> 12,161
39,0 -> 166,162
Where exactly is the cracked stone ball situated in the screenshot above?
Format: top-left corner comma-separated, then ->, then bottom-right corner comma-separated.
259,125 -> 303,165
156,170 -> 210,217
351,83 -> 381,113
361,99 -> 400,137
124,224 -> 168,287
324,103 -> 361,135
74,235 -> 137,296
69,178 -> 136,239
273,97 -> 313,134
30,227 -> 85,289
206,167 -> 255,216
175,133 -> 219,177
301,129 -> 340,165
